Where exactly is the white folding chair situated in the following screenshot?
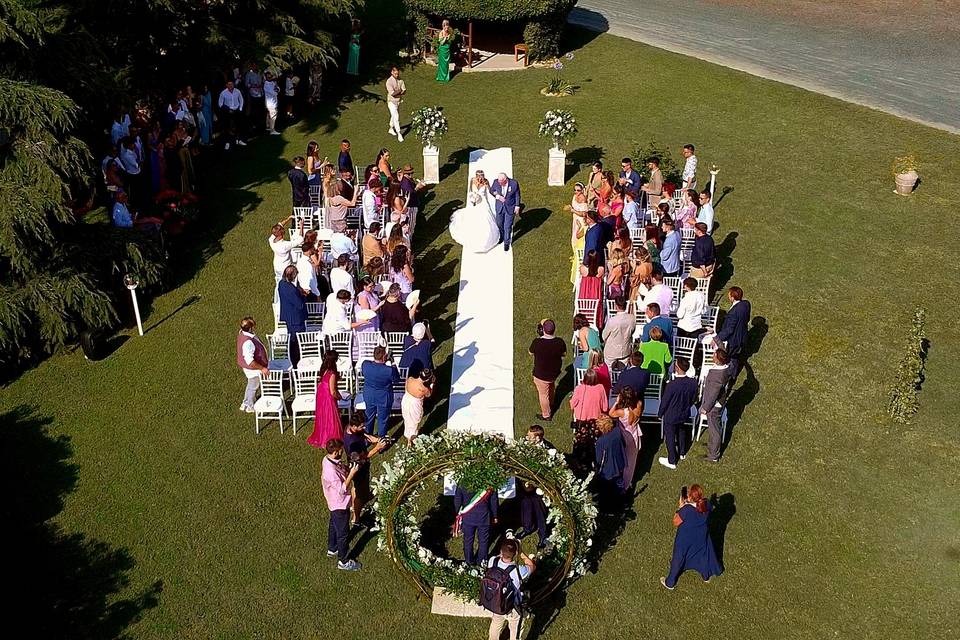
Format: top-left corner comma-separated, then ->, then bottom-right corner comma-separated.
356,330 -> 382,361
629,227 -> 646,249
255,370 -> 287,434
353,370 -> 366,413
295,330 -> 324,370
641,374 -> 664,422
293,207 -> 315,231
575,298 -> 600,326
702,306 -> 719,332
291,369 -> 319,435
648,207 -> 660,226
390,366 -> 407,414
308,185 -> 321,207
325,331 -> 353,369
385,331 -> 408,360
574,366 -> 586,387
695,276 -> 712,301
680,228 -> 696,250
345,206 -> 362,230
336,368 -> 354,417
608,367 -> 623,406
664,277 -> 683,306
267,332 -> 293,376
272,302 -> 286,335
700,341 -> 717,380
305,302 -> 325,331
673,336 -> 697,375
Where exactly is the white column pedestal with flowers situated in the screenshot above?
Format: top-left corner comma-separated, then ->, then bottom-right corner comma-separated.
411,106 -> 448,186
538,109 -> 578,187
548,146 -> 566,186
423,145 -> 440,184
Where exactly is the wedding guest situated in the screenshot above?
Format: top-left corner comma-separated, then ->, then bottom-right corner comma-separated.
323,290 -> 369,335
606,246 -> 629,299
325,174 -> 360,232
399,322 -> 433,378
401,368 -> 433,446
676,278 -> 707,338
362,221 -> 386,263
236,316 -> 269,413
347,19 -> 362,75
308,350 -> 345,448
342,414 -> 388,529
243,61 -> 265,135
296,243 -> 323,301
711,286 -> 751,378
486,540 -> 536,640
330,228 -> 359,264
385,67 -> 406,141
379,283 -> 415,333
217,79 -> 245,150
644,223 -> 662,264
609,386 -> 642,489
641,326 -> 673,375
519,426 -> 551,547
362,180 -> 382,229
278,265 -> 307,366
618,157 -> 642,199
629,246 -> 654,303
385,222 -> 411,260
321,438 -> 362,571
587,348 -> 611,395
399,164 -> 423,233
338,139 -> 354,174
376,148 -> 395,186
268,216 -> 304,278
570,368 -> 608,422
529,319 -> 566,421
641,302 -> 673,343
339,167 -> 355,200
640,270 -> 674,317
454,484 -> 498,565
329,255 -> 355,297
362,346 -> 400,437
698,190 -> 715,232
388,245 -> 415,299
613,351 -> 650,399
386,180 -> 409,225
586,161 -> 603,206
306,141 -> 325,186
263,70 -> 280,135
582,211 -> 606,266
355,276 -> 383,333
577,249 -> 605,327
689,222 -> 716,277
700,348 -> 732,463
573,312 -> 601,369
661,483 -> 722,589
657,358 -> 698,470
594,415 -> 627,511
641,156 -> 664,207
675,189 -> 699,230
660,218 -> 681,277
288,156 -> 310,207
623,190 -> 642,230
681,144 -> 698,190
602,297 -> 635,368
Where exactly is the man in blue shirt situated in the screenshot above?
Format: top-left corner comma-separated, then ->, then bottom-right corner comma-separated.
399,323 -> 433,378
660,218 -> 681,277
697,190 -> 715,233
657,358 -> 699,469
361,346 -> 400,436
618,157 -> 641,199
641,302 -> 673,343
112,192 -> 134,228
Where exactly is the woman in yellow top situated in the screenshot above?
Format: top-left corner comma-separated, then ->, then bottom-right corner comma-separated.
566,182 -> 590,284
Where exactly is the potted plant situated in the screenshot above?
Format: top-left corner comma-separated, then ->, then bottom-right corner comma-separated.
892,154 -> 919,196
411,106 -> 448,184
538,109 -> 577,186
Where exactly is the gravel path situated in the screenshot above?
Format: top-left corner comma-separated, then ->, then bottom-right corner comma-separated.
569,0 -> 960,133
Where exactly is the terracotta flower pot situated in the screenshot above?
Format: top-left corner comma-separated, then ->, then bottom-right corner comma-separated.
894,170 -> 918,195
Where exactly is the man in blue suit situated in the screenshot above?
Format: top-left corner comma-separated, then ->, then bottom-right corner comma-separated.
490,172 -> 521,251
454,484 -> 499,565
582,210 -> 606,266
361,345 -> 400,436
277,264 -> 307,366
713,286 -> 751,378
657,358 -> 699,470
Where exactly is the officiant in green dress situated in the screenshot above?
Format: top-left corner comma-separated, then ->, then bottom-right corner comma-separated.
435,20 -> 453,83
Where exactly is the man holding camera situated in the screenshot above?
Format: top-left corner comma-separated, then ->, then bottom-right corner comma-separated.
343,414 -> 391,529
322,438 -> 362,571
484,537 -> 536,640
529,319 -> 566,422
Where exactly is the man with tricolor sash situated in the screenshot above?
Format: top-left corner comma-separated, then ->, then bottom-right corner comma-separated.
453,485 -> 499,565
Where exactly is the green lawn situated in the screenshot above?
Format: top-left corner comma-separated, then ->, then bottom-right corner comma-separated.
3,28 -> 959,639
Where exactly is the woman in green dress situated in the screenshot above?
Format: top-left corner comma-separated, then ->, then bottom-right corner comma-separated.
346,19 -> 361,76
435,20 -> 453,83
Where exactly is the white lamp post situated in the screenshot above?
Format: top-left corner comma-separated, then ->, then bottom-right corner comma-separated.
124,273 -> 143,336
709,164 -> 719,199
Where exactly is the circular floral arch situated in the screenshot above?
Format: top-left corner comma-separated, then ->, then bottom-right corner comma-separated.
372,431 -> 597,607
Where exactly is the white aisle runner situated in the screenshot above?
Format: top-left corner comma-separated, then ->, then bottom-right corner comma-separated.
446,148 -> 514,441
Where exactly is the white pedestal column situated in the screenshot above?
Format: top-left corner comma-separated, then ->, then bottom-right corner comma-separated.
548,146 -> 566,186
423,145 -> 440,184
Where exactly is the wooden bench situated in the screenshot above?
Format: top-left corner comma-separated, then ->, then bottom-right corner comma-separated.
514,43 -> 529,67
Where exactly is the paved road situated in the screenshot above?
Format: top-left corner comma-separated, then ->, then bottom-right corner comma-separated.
569,0 -> 960,133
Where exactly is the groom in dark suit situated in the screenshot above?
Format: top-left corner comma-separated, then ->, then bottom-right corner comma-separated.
490,172 -> 521,251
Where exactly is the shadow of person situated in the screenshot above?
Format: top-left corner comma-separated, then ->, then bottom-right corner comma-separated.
513,208 -> 551,244
524,588 -> 568,640
708,492 -> 736,567
714,185 -> 734,209
711,231 -> 738,301
587,484 -> 644,574
723,316 -> 768,449
1,405 -> 162,638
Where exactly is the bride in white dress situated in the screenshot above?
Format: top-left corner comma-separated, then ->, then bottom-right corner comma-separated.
450,170 -> 501,253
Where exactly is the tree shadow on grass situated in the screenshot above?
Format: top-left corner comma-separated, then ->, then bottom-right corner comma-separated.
1,405 -> 162,638
566,146 -> 604,182
440,147 -> 473,182
514,208 -> 551,244
708,492 -> 736,568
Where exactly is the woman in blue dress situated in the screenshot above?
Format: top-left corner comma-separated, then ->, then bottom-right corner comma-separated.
661,483 -> 722,589
199,84 -> 213,145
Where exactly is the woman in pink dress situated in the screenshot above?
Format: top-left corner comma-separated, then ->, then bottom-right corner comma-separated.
307,350 -> 343,448
609,386 -> 643,489
577,249 -> 606,327
675,189 -> 699,230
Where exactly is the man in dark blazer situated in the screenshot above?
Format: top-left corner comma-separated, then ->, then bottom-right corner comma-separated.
287,156 -> 310,208
454,484 -> 499,565
490,172 -> 521,251
700,349 -> 733,462
613,351 -> 650,398
714,286 -> 751,378
361,346 -> 400,437
657,358 -> 699,470
277,265 -> 307,366
582,210 -> 606,266
689,222 -> 717,277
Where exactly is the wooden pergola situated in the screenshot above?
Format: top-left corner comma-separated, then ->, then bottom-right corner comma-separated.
423,21 -> 475,69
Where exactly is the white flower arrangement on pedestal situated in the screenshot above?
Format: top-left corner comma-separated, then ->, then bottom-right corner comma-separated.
410,106 -> 449,150
371,431 -> 597,607
538,109 -> 578,152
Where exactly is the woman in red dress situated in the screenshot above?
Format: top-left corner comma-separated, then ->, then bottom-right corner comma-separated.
577,249 -> 606,327
307,350 -> 343,448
